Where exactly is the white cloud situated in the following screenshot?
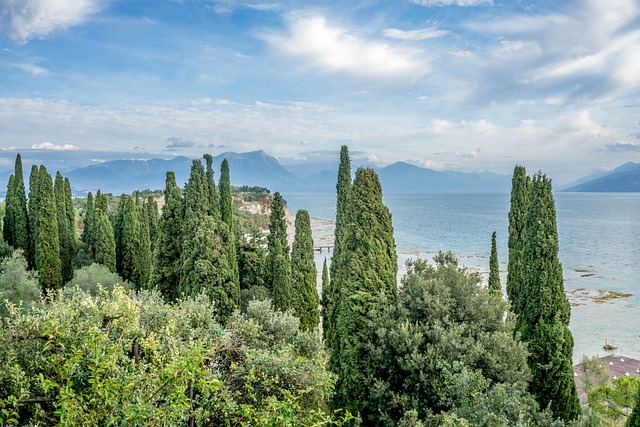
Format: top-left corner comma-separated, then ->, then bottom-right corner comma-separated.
31,142 -> 81,150
262,14 -> 428,82
1,0 -> 104,42
9,63 -> 47,75
411,0 -> 492,7
382,27 -> 448,41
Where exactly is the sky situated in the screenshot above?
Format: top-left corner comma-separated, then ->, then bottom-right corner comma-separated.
1,0 -> 639,185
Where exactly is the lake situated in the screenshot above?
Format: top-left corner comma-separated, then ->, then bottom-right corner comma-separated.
284,192 -> 640,363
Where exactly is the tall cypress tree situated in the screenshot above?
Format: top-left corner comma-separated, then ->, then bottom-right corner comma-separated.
271,238 -> 292,312
82,191 -> 96,257
64,178 -> 76,261
54,172 -> 73,284
507,165 -> 529,316
118,195 -> 143,289
35,166 -> 62,291
329,167 -> 397,416
267,192 -> 288,292
95,190 -> 108,214
3,154 -> 29,258
180,161 -> 209,291
520,173 -> 580,422
488,231 -> 500,294
145,195 -> 158,251
180,215 -> 236,321
203,153 -> 219,219
113,195 -> 125,273
93,209 -> 116,273
290,209 -> 319,331
325,146 -> 351,349
28,165 -> 41,269
3,174 -> 15,246
219,158 -> 240,300
137,201 -> 152,289
152,172 -> 184,302
321,258 -> 329,302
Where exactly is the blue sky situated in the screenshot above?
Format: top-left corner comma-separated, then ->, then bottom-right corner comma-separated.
1,0 -> 639,184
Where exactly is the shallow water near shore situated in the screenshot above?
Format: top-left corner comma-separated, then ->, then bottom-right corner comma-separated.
284,192 -> 640,363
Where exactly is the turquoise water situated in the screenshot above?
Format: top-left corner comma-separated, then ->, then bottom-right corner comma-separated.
284,192 -> 640,363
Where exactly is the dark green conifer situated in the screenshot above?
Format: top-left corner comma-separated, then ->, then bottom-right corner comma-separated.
325,146 -> 351,349
118,195 -> 143,289
35,166 -> 62,291
3,154 -> 30,258
271,238 -> 292,312
64,178 -> 76,259
321,258 -> 329,303
329,167 -> 397,415
507,165 -> 529,316
113,195 -> 125,273
152,172 -> 183,301
82,191 -> 95,257
180,216 -> 237,322
219,159 -> 240,297
267,192 -> 288,292
95,190 -> 108,213
237,230 -> 267,290
488,231 -> 500,294
137,201 -> 152,289
27,165 -> 41,269
145,195 -> 158,251
203,153 -> 220,219
54,172 -> 73,283
520,173 -> 580,422
3,174 -> 15,246
290,209 -> 319,331
93,209 -> 116,272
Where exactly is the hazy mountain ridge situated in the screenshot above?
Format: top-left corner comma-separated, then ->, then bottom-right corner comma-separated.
562,162 -> 640,192
1,151 -> 516,196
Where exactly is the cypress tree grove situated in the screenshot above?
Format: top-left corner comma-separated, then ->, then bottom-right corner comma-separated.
329,167 -> 397,416
54,172 -> 73,284
113,195 -> 124,273
520,173 -> 580,422
237,230 -> 267,290
152,172 -> 184,302
27,165 -> 40,269
325,146 -> 351,350
507,165 -> 529,317
267,192 -> 288,292
488,231 -> 500,294
95,190 -> 108,213
203,153 -> 220,219
35,166 -> 62,291
218,159 -> 240,297
290,209 -> 319,331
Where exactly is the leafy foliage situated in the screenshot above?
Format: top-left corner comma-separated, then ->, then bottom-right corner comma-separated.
364,255 -> 553,426
0,288 -> 349,426
34,166 -> 62,292
0,250 -> 40,318
66,263 -> 129,296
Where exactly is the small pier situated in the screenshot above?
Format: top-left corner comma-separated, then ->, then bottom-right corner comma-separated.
314,245 -> 334,253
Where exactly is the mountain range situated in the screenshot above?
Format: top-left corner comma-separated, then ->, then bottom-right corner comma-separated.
2,151 -> 638,196
562,162 -> 640,192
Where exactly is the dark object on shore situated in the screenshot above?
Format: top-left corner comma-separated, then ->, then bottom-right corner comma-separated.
603,339 -> 618,351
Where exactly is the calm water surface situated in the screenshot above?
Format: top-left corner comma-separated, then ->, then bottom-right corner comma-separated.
284,192 -> 640,363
